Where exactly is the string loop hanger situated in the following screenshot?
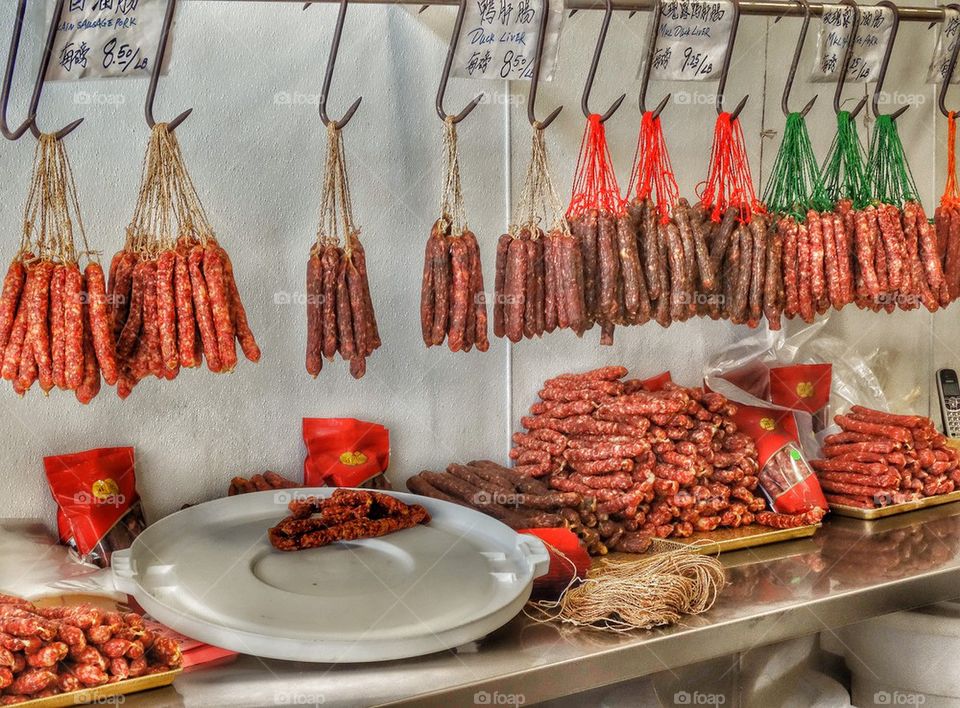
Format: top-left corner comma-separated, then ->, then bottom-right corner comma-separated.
305,0 -> 361,128
938,3 -> 960,117
581,0 -> 625,122
436,0 -> 484,123
1,0 -> 83,141
638,0 -> 670,119
527,0 -> 562,129
780,0 -> 818,117
872,0 -> 908,120
145,0 -> 192,131
714,0 -> 747,118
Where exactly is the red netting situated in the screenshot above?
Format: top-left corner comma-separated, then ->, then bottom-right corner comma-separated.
626,111 -> 680,223
567,114 -> 623,218
698,112 -> 762,222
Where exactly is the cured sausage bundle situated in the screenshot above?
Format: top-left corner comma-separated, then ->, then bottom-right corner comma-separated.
0,594 -> 181,701
420,118 -> 488,352
109,124 -> 259,399
268,489 -> 430,551
508,367 -> 826,554
566,114 -> 624,344
228,470 -> 298,495
494,127 -> 581,341
812,405 -> 960,508
936,110 -> 960,301
306,125 -> 380,378
1,134 -> 117,403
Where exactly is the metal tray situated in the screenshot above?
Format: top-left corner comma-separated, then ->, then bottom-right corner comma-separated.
830,490 -> 960,520
111,488 -> 549,663
16,669 -> 180,708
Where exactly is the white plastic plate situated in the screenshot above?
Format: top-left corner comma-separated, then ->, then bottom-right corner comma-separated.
112,488 -> 549,663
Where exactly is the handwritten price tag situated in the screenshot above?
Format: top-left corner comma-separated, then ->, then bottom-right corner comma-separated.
928,7 -> 960,85
811,4 -> 892,84
47,0 -> 169,81
451,0 -> 564,81
646,1 -> 733,82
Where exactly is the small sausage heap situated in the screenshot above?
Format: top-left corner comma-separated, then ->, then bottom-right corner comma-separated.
420,118 -> 489,352
110,124 -> 259,398
494,127 -> 580,341
1,134 -> 116,403
268,489 -> 429,551
406,460 -> 652,555
812,405 -> 960,509
305,125 -> 379,379
228,470 -> 298,495
510,366 -> 824,551
0,594 -> 181,703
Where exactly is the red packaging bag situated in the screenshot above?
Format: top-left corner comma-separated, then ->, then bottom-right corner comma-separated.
44,447 -> 146,567
769,363 -> 832,430
731,404 -> 828,514
303,418 -> 389,487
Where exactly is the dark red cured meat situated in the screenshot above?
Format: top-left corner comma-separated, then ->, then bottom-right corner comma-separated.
558,233 -> 587,334
335,255 -> 355,359
188,246 -> 222,372
529,399 -> 596,417
664,221 -> 687,322
504,237 -> 527,343
732,225 -> 753,324
562,441 -> 649,461
912,202 -> 946,296
345,259 -> 370,373
852,208 -> 879,299
203,246 -> 237,371
566,458 -> 635,475
763,225 -> 783,329
834,415 -> 912,444
689,204 -> 716,291
217,243 -> 261,363
652,221 -> 672,326
140,259 -> 163,379
529,235 -> 545,337
821,211 -> 840,309
596,212 -> 620,323
781,218 -> 799,318
673,201 -> 698,299
833,212 -> 853,307
849,405 -> 929,429
448,236 -> 471,351
546,366 -> 627,386
0,259 -> 24,355
806,210 -> 826,303
615,213 -> 643,322
306,252 -> 323,376
154,251 -> 178,373
62,264 -> 84,389
796,220 -> 816,322
421,224 -> 439,344
431,227 -> 450,346
521,235 -> 536,339
747,216 -> 767,324
709,206 -> 739,276
542,233 -> 558,332
567,472 -> 633,490
173,245 -> 196,368
493,232 -> 512,339
321,246 -> 339,360
640,199 -> 661,300
573,210 -> 599,318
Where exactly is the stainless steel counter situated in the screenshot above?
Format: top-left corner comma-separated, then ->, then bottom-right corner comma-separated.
128,503 -> 960,708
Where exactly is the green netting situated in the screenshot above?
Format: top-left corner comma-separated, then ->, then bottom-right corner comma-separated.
762,112 -> 820,220
866,114 -> 919,207
811,111 -> 870,211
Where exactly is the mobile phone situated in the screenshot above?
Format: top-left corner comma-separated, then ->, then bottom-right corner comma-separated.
936,369 -> 960,438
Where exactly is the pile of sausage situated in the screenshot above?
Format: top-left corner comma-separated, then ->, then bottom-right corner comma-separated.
420,220 -> 489,352
268,489 -> 430,551
935,201 -> 960,303
510,366 -> 826,548
406,460 -> 650,555
108,236 -> 259,398
0,257 -> 116,403
0,594 -> 181,703
811,405 -> 960,508
228,471 -> 298,495
306,233 -> 380,379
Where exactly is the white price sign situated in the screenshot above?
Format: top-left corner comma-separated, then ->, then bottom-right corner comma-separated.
928,7 -> 960,85
646,0 -> 734,82
46,0 -> 170,81
451,0 -> 564,81
811,4 -> 892,84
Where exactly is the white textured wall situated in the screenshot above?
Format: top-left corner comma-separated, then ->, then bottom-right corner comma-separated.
0,0 -> 947,528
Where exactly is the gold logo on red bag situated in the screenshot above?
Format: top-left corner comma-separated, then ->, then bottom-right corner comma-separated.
339,451 -> 368,466
796,381 -> 814,398
760,417 -> 776,431
91,478 -> 120,501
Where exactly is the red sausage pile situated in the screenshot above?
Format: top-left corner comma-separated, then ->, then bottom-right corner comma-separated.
110,125 -> 259,398
0,594 -> 181,703
812,405 -> 960,509
512,367 -> 826,548
0,135 -> 116,403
